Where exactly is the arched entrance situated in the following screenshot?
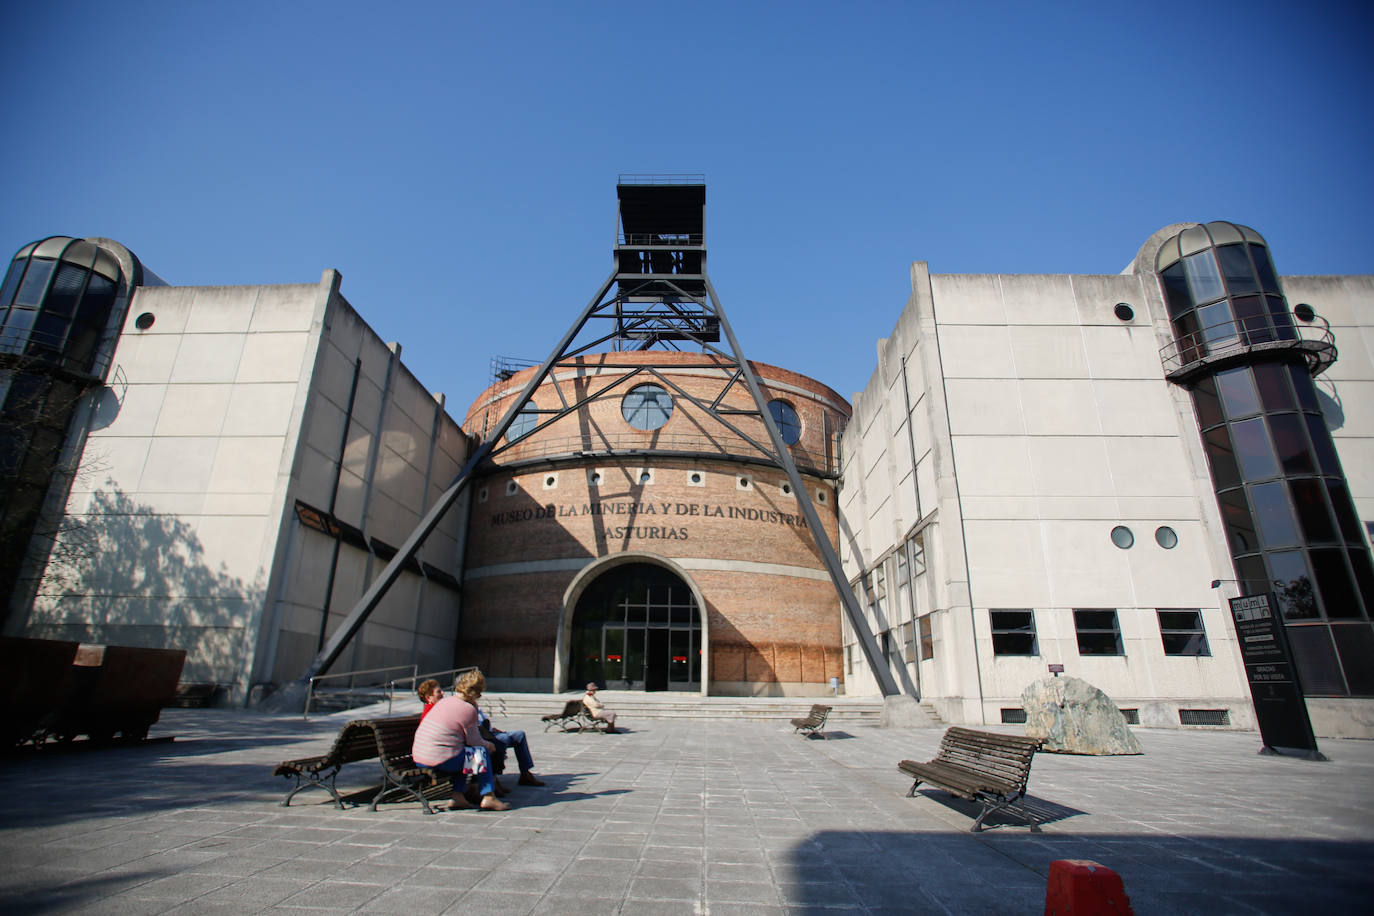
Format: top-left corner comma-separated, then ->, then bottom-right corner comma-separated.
562,559 -> 703,692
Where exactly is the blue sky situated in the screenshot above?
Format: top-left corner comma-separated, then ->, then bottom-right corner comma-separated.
3,1 -> 1370,406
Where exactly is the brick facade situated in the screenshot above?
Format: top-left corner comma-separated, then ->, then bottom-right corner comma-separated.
457,354 -> 850,696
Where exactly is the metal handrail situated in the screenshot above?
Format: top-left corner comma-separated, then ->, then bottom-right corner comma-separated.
385,666 -> 479,714
1158,315 -> 1337,378
617,173 -> 705,186
304,662 -> 416,718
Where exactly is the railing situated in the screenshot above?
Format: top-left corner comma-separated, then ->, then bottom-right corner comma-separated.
497,430 -> 841,477
304,663 -> 416,719
617,233 -> 705,247
617,173 -> 705,186
386,666 -> 479,714
1158,315 -> 1337,380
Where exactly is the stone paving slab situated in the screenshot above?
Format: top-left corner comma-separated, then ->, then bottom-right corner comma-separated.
1,705 -> 1372,914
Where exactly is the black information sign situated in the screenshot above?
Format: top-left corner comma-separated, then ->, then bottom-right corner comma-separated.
1227,593 -> 1324,759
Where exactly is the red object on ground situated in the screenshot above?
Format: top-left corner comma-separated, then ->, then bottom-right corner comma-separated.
1044,859 -> 1134,915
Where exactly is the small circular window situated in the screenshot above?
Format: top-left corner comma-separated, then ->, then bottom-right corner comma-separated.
690,472 -> 702,484
622,384 -> 672,431
1110,526 -> 1134,549
134,312 -> 155,330
1155,526 -> 1178,549
768,400 -> 802,445
505,403 -> 537,442
1113,303 -> 1134,321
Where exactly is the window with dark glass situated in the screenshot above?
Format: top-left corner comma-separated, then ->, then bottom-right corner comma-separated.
1158,610 -> 1210,656
990,610 -> 1038,656
767,399 -> 802,445
622,384 -> 672,430
1074,609 -> 1123,656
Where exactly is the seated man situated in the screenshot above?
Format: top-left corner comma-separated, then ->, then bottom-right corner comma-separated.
582,682 -> 619,732
455,669 -> 545,792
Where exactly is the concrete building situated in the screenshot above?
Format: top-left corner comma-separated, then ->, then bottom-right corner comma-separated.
838,222 -> 1373,737
456,352 -> 849,696
3,213 -> 1369,734
1,239 -> 470,704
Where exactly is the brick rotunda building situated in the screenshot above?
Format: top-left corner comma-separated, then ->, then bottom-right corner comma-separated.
455,351 -> 851,696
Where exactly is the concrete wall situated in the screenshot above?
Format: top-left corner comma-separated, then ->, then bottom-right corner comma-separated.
840,258 -> 1258,728
24,271 -> 471,702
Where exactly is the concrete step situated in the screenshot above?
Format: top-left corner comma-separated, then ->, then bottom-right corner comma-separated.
476,692 -> 886,725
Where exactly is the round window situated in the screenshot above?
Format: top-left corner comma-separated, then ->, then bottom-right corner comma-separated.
1155,526 -> 1178,549
134,312 -> 155,330
768,400 -> 802,445
622,384 -> 672,431
1110,526 -> 1135,549
505,404 -> 537,442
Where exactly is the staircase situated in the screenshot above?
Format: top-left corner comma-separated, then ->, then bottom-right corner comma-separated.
476,691 -> 887,727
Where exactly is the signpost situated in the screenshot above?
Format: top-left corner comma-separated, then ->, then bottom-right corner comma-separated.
1226,593 -> 1325,760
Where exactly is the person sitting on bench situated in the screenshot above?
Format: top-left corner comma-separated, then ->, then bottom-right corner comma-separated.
417,679 -> 443,720
411,686 -> 509,812
583,683 -> 619,732
455,669 -> 545,794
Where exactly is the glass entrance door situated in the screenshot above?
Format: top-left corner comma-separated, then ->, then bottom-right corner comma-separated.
570,562 -> 701,691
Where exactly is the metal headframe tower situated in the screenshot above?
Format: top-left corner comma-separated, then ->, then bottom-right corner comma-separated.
294,175 -> 899,697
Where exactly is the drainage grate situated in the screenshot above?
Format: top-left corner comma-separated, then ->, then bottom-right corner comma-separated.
1120,708 -> 1139,724
1000,707 -> 1027,724
1179,708 -> 1230,726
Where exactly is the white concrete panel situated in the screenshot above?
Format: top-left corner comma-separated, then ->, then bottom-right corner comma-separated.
1030,496 -> 1124,521
208,437 -> 286,494
186,287 -> 259,333
929,275 -> 1006,325
951,435 -> 1033,496
1070,275 -> 1148,326
140,437 -> 219,494
1042,521 -> 1136,606
248,284 -> 318,332
944,378 -> 1026,435
1082,325 -> 1166,380
1105,437 -> 1195,496
1093,379 -> 1178,436
1009,326 -> 1089,378
202,492 -> 274,516
937,325 -> 1015,378
154,384 -> 231,437
117,334 -> 182,383
223,383 -> 299,437
127,286 -> 193,336
375,447 -> 427,510
963,520 -> 1052,607
1019,380 -> 1100,436
76,439 -> 150,494
236,332 -> 310,383
1028,437 -> 1114,496
999,275 -> 1078,325
169,334 -> 246,384
194,516 -> 271,587
103,384 -> 166,437
1117,496 -> 1206,520
960,495 -> 1040,520
312,344 -> 358,406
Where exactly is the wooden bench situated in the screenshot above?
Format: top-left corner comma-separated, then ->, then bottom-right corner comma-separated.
273,714 -> 450,815
897,727 -> 1045,832
541,700 -> 609,733
790,704 -> 832,738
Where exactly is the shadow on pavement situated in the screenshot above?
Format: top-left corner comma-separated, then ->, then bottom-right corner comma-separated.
911,789 -> 1086,830
783,831 -> 1374,913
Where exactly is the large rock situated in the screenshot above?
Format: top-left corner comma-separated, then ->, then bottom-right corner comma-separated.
1021,675 -> 1142,755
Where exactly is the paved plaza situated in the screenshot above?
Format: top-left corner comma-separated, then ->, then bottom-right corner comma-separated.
1,698 -> 1372,914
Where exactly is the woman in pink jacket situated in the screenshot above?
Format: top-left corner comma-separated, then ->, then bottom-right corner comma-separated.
410,693 -> 510,811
